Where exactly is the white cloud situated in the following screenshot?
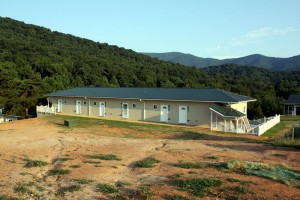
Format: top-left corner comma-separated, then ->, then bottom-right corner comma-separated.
231,27 -> 297,46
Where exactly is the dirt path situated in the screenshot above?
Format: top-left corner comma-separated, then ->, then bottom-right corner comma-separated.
0,118 -> 299,199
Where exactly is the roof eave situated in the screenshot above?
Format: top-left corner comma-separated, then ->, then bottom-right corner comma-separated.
46,95 -> 254,103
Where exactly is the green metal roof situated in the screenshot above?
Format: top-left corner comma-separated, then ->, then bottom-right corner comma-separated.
283,94 -> 300,104
210,104 -> 246,118
46,87 -> 256,103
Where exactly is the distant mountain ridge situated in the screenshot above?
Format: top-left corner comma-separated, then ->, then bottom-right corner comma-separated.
142,52 -> 300,71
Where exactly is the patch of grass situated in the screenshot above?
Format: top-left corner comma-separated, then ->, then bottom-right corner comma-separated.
272,137 -> 300,148
48,169 -> 71,176
188,171 -> 198,174
226,160 -> 300,187
57,185 -> 81,196
19,172 -> 31,176
24,159 -> 48,168
175,162 -> 208,169
165,194 -> 190,200
175,161 -> 227,170
47,115 -> 189,138
86,154 -> 121,161
225,177 -> 255,185
83,160 -> 101,164
69,165 -> 81,168
134,157 -> 160,168
95,183 -> 118,193
262,121 -> 289,137
171,178 -> 222,197
272,153 -> 288,158
207,156 -> 218,160
36,186 -> 45,192
55,157 -> 74,162
73,179 -> 94,185
281,115 -> 300,122
226,177 -> 241,183
221,186 -> 252,195
115,181 -> 131,188
138,186 -> 152,200
13,182 -> 34,195
0,195 -> 23,200
112,194 -> 127,200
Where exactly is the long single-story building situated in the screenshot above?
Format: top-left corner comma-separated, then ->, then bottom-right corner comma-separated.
43,87 -> 257,133
283,94 -> 300,115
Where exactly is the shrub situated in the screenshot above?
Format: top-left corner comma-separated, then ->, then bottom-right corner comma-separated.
95,183 -> 118,193
57,185 -> 80,196
86,154 -> 121,161
134,157 -> 160,168
165,194 -> 190,200
24,159 -> 48,167
171,178 -> 222,197
175,162 -> 207,169
48,169 -> 71,176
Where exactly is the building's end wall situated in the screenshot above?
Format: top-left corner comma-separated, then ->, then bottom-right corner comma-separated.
230,102 -> 247,114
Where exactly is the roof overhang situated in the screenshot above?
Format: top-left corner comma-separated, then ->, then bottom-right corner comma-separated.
46,95 -> 255,104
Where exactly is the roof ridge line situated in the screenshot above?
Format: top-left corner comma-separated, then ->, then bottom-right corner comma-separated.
216,88 -> 240,102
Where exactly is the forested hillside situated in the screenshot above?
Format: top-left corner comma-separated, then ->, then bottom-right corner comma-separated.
0,17 -> 300,119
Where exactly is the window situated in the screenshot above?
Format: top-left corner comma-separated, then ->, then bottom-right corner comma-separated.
132,103 -> 136,108
153,104 -> 158,110
83,101 -> 87,105
64,100 -> 67,104
94,102 -> 97,106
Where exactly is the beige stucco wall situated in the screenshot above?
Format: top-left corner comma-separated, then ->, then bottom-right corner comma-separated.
50,97 -> 219,126
230,102 -> 247,114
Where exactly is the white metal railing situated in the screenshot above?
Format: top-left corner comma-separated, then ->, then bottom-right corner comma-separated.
211,115 -> 280,136
211,121 -> 247,133
36,106 -> 56,115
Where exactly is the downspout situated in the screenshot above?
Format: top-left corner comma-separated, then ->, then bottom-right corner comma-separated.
88,99 -> 91,116
140,99 -> 146,121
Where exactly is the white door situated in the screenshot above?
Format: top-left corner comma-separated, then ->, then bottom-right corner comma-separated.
57,99 -> 62,112
122,103 -> 129,118
160,105 -> 168,122
99,102 -> 105,116
179,106 -> 188,124
76,100 -> 81,114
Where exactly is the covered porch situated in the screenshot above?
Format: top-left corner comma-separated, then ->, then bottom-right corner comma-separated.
209,104 -> 253,134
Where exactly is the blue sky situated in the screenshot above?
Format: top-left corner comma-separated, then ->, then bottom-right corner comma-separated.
0,0 -> 299,59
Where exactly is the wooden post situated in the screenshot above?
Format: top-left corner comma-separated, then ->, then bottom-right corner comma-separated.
224,119 -> 226,132
292,125 -> 295,142
236,118 -> 238,133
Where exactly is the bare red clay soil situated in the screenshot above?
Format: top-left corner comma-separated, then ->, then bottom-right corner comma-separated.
0,117 -> 299,199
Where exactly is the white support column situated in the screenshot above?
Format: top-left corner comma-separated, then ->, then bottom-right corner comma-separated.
224,119 -> 226,132
216,113 -> 218,129
143,101 -> 146,121
236,118 -> 238,133
294,105 -> 296,115
89,99 -> 91,116
210,110 -> 213,131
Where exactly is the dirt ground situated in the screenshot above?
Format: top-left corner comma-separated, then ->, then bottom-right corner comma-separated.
0,117 -> 299,200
